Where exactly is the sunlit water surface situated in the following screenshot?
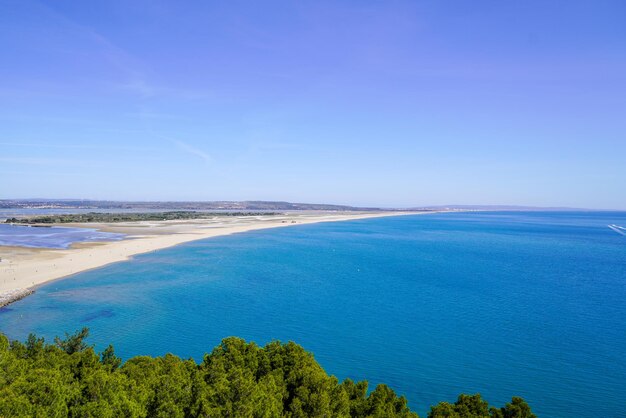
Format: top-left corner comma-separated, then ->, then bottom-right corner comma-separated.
1,212 -> 625,417
0,224 -> 124,249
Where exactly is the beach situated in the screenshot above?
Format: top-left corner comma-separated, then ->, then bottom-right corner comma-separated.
0,211 -> 417,306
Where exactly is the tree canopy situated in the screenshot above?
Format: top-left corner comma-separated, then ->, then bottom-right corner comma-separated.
428,394 -> 536,418
0,331 -> 534,417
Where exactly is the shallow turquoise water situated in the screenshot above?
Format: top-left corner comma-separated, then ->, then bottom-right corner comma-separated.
1,212 -> 625,417
0,224 -> 124,248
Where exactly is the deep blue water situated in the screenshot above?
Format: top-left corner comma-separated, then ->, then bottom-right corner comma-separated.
1,212 -> 625,417
0,224 -> 125,248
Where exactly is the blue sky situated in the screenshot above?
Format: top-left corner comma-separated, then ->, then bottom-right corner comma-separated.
1,0 -> 625,209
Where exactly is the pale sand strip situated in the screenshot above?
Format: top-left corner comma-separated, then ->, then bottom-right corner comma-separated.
0,211 -> 427,304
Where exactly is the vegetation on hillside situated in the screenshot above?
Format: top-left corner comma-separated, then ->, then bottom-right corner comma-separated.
0,329 -> 535,417
4,211 -> 281,224
0,199 -> 381,212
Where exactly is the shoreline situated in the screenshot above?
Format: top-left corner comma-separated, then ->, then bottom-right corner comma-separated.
0,288 -> 34,308
0,211 -> 433,306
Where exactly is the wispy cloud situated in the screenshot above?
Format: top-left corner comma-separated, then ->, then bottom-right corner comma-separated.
248,141 -> 307,152
0,141 -> 159,152
117,79 -> 156,98
0,156 -> 102,168
128,110 -> 189,120
2,3 -> 221,104
174,140 -> 212,164
22,1 -> 154,98
0,169 -> 76,177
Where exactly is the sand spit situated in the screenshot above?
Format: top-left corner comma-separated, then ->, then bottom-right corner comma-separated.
0,211 -> 432,306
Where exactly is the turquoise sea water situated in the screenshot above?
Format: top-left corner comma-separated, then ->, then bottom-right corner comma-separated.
1,212 -> 625,417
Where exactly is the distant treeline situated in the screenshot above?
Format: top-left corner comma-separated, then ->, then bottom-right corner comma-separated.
0,329 -> 535,417
4,211 -> 281,224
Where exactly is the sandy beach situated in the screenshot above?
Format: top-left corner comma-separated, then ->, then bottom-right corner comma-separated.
0,211 -> 421,305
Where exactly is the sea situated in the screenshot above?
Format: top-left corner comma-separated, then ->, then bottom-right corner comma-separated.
1,211 -> 625,417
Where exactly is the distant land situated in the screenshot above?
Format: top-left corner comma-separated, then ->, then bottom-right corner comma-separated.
0,199 -> 614,212
0,199 -> 381,212
3,211 -> 282,224
411,204 -> 614,212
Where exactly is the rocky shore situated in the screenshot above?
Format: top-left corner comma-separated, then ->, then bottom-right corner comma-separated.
0,288 -> 34,308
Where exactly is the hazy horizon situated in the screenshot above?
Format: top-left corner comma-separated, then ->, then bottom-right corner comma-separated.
2,197 -> 623,212
2,1 -> 625,209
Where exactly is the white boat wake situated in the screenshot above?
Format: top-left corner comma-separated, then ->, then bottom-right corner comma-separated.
608,225 -> 626,236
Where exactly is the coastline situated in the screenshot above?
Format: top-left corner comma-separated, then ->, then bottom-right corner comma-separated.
0,211 -> 429,306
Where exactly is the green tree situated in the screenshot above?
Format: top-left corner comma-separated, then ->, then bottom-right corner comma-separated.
0,331 -> 536,418
498,397 -> 536,418
429,394 -> 536,418
54,327 -> 91,354
100,344 -> 122,371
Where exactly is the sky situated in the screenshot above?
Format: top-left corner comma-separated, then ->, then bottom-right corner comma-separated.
1,0 -> 625,209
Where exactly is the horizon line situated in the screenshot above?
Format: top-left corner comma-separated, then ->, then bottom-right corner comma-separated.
1,198 -> 624,212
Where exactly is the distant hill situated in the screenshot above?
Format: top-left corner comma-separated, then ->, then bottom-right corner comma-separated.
2,200 -> 609,212
412,205 -> 600,211
0,199 -> 383,212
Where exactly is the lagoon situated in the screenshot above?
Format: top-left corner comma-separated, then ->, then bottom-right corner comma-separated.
0,224 -> 125,249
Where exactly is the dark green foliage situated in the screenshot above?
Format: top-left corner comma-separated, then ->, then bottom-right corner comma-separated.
0,331 -> 535,417
428,394 -> 536,418
54,327 -> 91,354
498,397 -> 537,418
5,211 -> 281,224
100,344 -> 122,371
